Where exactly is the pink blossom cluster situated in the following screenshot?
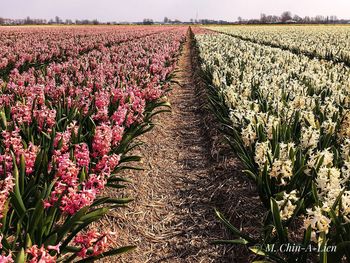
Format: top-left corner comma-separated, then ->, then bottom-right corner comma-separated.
26,243 -> 60,263
74,143 -> 90,169
0,253 -> 13,263
0,128 -> 38,219
0,174 -> 14,221
0,235 -> 12,262
0,27 -> 185,214
73,230 -> 114,258
45,142 -> 103,214
0,26 -> 187,261
0,26 -> 170,73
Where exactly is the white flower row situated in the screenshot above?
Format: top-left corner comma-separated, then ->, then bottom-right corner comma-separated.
208,25 -> 350,64
196,32 -> 350,243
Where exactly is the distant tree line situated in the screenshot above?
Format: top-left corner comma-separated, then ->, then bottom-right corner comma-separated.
163,17 -> 186,24
142,19 -> 154,25
0,16 -> 101,25
163,17 -> 231,25
1,12 -> 349,26
239,11 -> 347,24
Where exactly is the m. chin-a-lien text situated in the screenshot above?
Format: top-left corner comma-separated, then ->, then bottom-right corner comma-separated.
265,243 -> 337,253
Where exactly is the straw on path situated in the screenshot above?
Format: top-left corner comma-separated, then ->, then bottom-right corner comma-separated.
102,29 -> 264,263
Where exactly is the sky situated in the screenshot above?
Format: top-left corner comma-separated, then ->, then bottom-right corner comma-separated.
1,0 -> 350,22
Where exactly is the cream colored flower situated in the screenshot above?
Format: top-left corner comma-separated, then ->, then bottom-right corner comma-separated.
339,111 -> 350,140
304,206 -> 331,235
341,139 -> 350,161
306,148 -> 334,176
321,120 -> 336,134
276,190 -> 299,221
241,123 -> 257,147
269,159 -> 293,185
300,126 -> 320,151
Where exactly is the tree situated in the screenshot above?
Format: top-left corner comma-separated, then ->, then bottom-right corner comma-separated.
272,15 -> 280,23
303,16 -> 311,23
315,15 -> 325,23
25,16 -> 34,24
0,17 -> 4,25
330,15 -> 338,23
55,16 -> 60,24
281,11 -> 292,23
293,15 -> 302,22
143,19 -> 154,25
237,16 -> 243,23
260,13 -> 267,23
163,17 -> 169,23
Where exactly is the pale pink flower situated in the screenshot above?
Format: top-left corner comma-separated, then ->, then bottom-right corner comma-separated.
92,124 -> 112,158
74,231 -> 114,259
94,154 -> 120,174
47,243 -> 61,254
0,252 -> 13,263
11,102 -> 32,126
26,245 -> 56,263
111,125 -> 124,145
85,174 -> 106,192
33,107 -> 56,132
0,173 -> 15,219
74,143 -> 90,169
55,153 -> 79,186
23,143 -> 39,175
60,188 -> 96,215
111,106 -> 127,126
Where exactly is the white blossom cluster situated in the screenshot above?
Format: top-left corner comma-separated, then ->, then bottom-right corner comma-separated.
209,25 -> 350,65
196,32 -> 350,243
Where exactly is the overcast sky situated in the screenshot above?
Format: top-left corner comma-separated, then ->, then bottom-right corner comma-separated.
2,0 -> 350,22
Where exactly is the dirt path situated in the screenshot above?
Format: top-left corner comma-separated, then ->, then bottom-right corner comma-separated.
102,29 -> 264,263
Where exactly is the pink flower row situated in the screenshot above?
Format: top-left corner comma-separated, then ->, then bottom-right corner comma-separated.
0,26 -> 175,72
0,26 -> 187,262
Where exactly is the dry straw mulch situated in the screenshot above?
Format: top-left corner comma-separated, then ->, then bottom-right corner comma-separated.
99,30 -> 265,263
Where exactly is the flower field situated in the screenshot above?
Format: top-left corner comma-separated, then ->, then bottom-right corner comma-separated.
0,26 -> 166,78
208,25 -> 350,66
194,26 -> 350,262
2,23 -> 350,262
0,25 -> 186,262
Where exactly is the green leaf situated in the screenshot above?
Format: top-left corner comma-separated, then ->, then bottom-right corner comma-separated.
242,169 -> 257,181
214,209 -> 256,243
106,184 -> 127,189
119,155 -> 142,164
11,153 -> 26,215
44,233 -> 57,246
80,207 -> 109,221
29,199 -> 44,237
319,233 -> 328,263
270,198 -> 286,243
102,198 -> 134,205
0,111 -> 7,130
14,248 -> 25,263
79,167 -> 87,183
75,246 -> 137,262
211,239 -> 249,245
25,234 -> 32,248
56,206 -> 89,241
249,246 -> 266,256
19,154 -> 25,194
